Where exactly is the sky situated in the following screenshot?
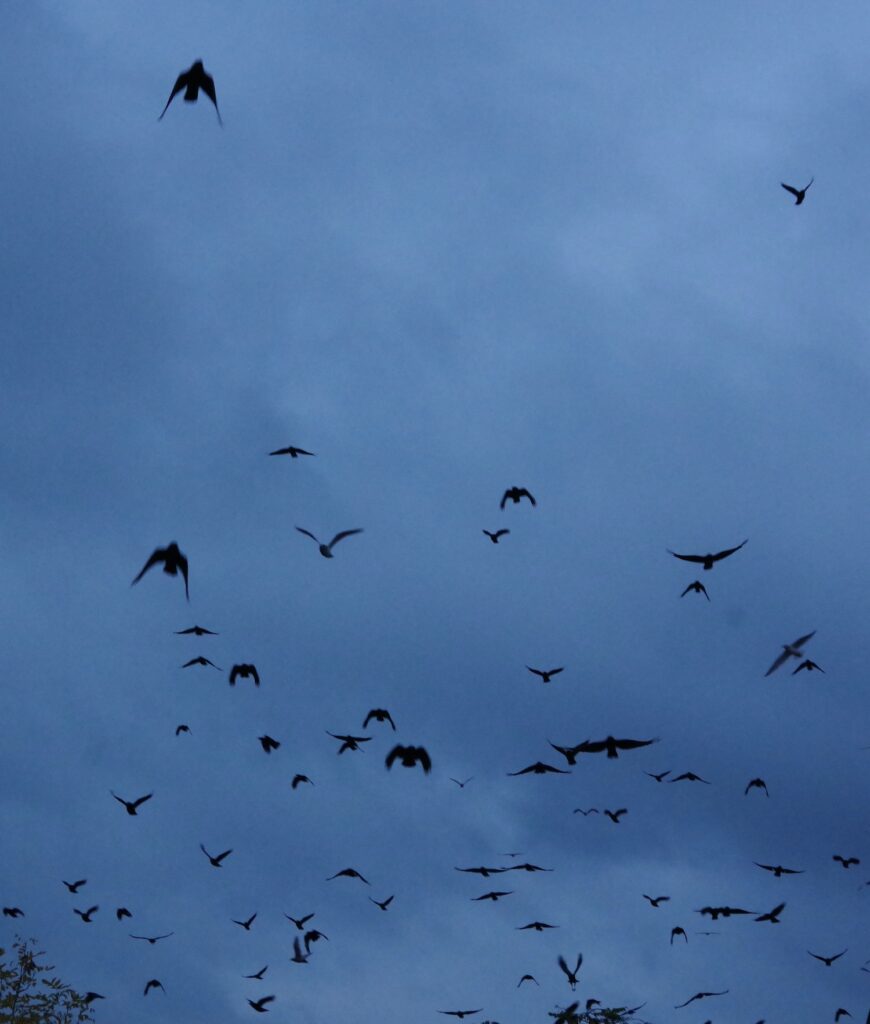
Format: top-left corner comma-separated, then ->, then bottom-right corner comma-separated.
2,1 -> 870,1022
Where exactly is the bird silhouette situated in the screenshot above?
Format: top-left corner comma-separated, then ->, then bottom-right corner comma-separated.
745,778 -> 769,796
439,1011 -> 483,1018
73,905 -> 98,923
680,580 -> 710,600
130,933 -> 173,944
754,862 -> 803,877
835,1011 -> 852,1022
573,807 -> 599,815
697,905 -> 755,919
669,771 -> 710,784
111,791 -> 153,816
176,624 -> 217,636
604,808 -> 628,823
370,895 -> 394,911
327,868 -> 369,884
244,966 -> 268,980
517,974 -> 539,986
116,907 -> 132,920
548,741 -> 585,766
327,732 -> 371,753
291,774 -> 313,789
578,736 -> 658,759
385,744 -> 432,773
248,995 -> 276,1012
269,445 -> 314,458
765,631 -> 816,676
808,949 -> 847,966
131,542 -> 189,600
450,777 -> 474,788
793,659 -> 825,674
82,993 -> 105,1004
284,913 -> 314,930
781,178 -> 813,204
674,990 -> 728,1008
667,539 -> 747,570
483,529 -> 510,543
508,761 -> 570,775
755,902 -> 785,923
500,487 -> 536,508
472,891 -> 513,901
143,979 -> 165,996
296,527 -> 363,558
2,908 -> 23,918
229,664 -> 260,687
507,862 -> 552,873
303,928 -> 328,953
645,770 -> 671,782
455,866 -> 507,877
182,656 -> 221,670
62,879 -> 87,893
233,912 -> 257,931
363,708 -> 396,730
557,954 -> 583,990
200,843 -> 232,867
526,666 -> 564,683
670,926 -> 688,944
643,895 -> 670,907
258,735 -> 280,753
175,724 -> 191,736
517,921 -> 558,931
159,61 -> 222,124
833,855 -> 860,868
290,937 -> 310,963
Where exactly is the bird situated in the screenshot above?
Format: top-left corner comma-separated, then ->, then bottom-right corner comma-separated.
764,631 -> 816,676
526,666 -> 564,683
363,708 -> 396,730
643,895 -> 670,907
604,808 -> 628,823
284,913 -> 314,930
835,1011 -> 852,1022
327,731 -> 371,753
455,866 -> 507,877
680,580 -> 710,600
517,974 -> 539,986
645,770 -> 671,782
557,954 -> 583,990
143,979 -> 165,996
327,868 -> 369,884
82,993 -> 105,1005
233,913 -> 257,931
697,906 -> 755,919
244,966 -> 268,980
578,736 -> 658,759
295,527 -> 363,558
745,778 -> 769,796
370,895 -> 394,911
73,905 -> 98,923
674,991 -> 728,1008
62,879 -> 87,893
667,539 -> 747,570
483,529 -> 509,543
573,807 -> 599,815
793,659 -> 825,674
670,927 -> 688,944
753,863 -> 803,877
130,933 -> 173,944
450,777 -> 474,788
248,995 -> 276,1013
289,937 -> 310,963
303,929 -> 328,953
116,907 -> 132,920
507,862 -> 552,873
175,724 -> 191,736
159,60 -> 222,124
781,178 -> 813,204
500,487 -> 536,508
755,902 -> 785,923
200,843 -> 232,867
229,664 -> 260,687
291,774 -> 313,789
131,542 -> 189,600
111,791 -> 153,816
2,908 -> 24,918
472,891 -> 513,902
517,921 -> 558,931
439,1011 -> 483,1019
385,744 -> 432,773
808,949 -> 847,966
269,445 -> 314,458
833,855 -> 860,868
176,625 -> 217,636
258,735 -> 280,753
669,771 -> 710,784
182,656 -> 221,670
508,761 -> 570,775
549,741 -> 585,765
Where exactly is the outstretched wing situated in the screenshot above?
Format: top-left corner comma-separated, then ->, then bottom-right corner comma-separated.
131,547 -> 167,585
792,630 -> 816,649
614,737 -> 657,751
416,747 -> 432,773
295,527 -> 319,543
711,539 -> 747,561
667,549 -> 705,564
519,488 -> 536,505
385,745 -> 402,769
328,528 -> 364,549
765,650 -> 791,677
177,552 -> 189,601
132,793 -> 153,809
198,69 -> 223,125
158,72 -> 189,120
781,182 -> 801,198
499,490 -> 510,509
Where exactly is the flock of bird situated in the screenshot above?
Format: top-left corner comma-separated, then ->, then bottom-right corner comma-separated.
3,55 -> 868,1024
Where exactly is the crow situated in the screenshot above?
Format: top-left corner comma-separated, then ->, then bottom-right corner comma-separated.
667,539 -> 747,570
296,527 -> 363,558
363,708 -> 396,730
526,666 -> 564,683
229,664 -> 260,687
385,744 -> 432,773
111,791 -> 153,816
578,736 -> 658,759
130,933 -> 173,944
176,625 -> 217,636
500,487 -> 536,508
483,529 -> 510,543
327,868 -> 369,884
62,879 -> 87,894
159,61 -> 222,124
781,178 -> 813,205
131,542 -> 189,600
200,844 -> 232,867
508,761 -> 570,776
680,580 -> 710,600
269,446 -> 314,458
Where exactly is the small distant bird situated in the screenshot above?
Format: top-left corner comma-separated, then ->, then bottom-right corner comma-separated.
573,808 -> 599,816
670,927 -> 688,944
73,906 -> 98,923
526,666 -> 564,683
229,664 -> 260,687
175,724 -> 191,736
643,895 -> 670,907
176,625 -> 217,636
130,933 -> 173,944
303,929 -> 328,953
745,778 -> 769,796
680,580 -> 710,600
557,954 -> 583,991
269,446 -> 314,458
508,761 -> 570,776
835,1011 -> 852,1022
808,949 -> 847,966
754,863 -> 803,877
200,843 -> 232,867
284,913 -> 314,930
159,61 -> 222,124
455,866 -> 507,877
2,908 -> 24,918
604,808 -> 628,823
111,791 -> 153,816
755,902 -> 785,923
290,937 -> 310,963
549,741 -> 585,766
517,921 -> 558,931
131,542 -> 189,600
765,631 -> 816,677
327,868 -> 369,884
645,770 -> 671,782
833,855 -> 860,868
248,995 -> 276,1013
450,777 -> 473,788
363,708 -> 396,730
370,895 -> 394,911
116,907 -> 132,920
62,879 -> 87,894
508,862 -> 552,873
483,529 -> 509,543
698,906 -> 755,919
291,774 -> 313,789
295,527 -> 363,558
472,891 -> 513,902
143,979 -> 165,996
500,487 -> 536,508
182,656 -> 221,670
245,966 -> 268,980
385,744 -> 432,773
781,178 -> 813,205
439,1010 -> 483,1019
258,735 -> 280,754
793,659 -> 824,674
517,974 -> 539,986
674,990 -> 728,1009
83,993 -> 105,1005
669,771 -> 710,784
667,539 -> 747,570
233,913 -> 257,931
578,736 -> 658,759
327,732 -> 371,753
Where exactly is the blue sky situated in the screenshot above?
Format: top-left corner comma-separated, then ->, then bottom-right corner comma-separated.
3,2 -> 870,1022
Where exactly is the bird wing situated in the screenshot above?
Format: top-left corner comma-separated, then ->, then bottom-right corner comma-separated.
792,630 -> 816,649
764,650 -> 790,677
614,737 -> 657,750
295,527 -> 319,543
251,666 -> 260,686
131,548 -> 166,585
178,553 -> 189,601
132,793 -> 153,809
216,849 -> 232,863
417,747 -> 432,773
804,177 -> 814,191
495,529 -> 509,538
328,528 -> 363,549
158,72 -> 189,120
499,490 -> 510,509
667,549 -> 705,564
711,539 -> 748,561
197,69 -> 222,124
781,182 -> 801,197
520,489 -> 536,505
385,745 -> 402,769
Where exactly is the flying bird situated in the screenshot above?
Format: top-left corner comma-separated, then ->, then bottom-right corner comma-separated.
793,659 -> 824,674
73,905 -> 98,923
258,735 -> 280,753
745,778 -> 769,796
363,708 -> 396,730
385,744 -> 432,773
765,631 -> 816,677
182,656 -> 221,670
450,777 -> 474,788
291,774 -> 313,789
439,1011 -> 483,1019
833,855 -> 860,868
526,666 -> 564,683
327,868 -> 369,884
508,761 -> 570,775
131,542 -> 189,600
82,993 -> 105,1005
755,902 -> 785,923
680,580 -> 709,600
472,891 -> 513,902
667,539 -> 747,570
229,664 -> 260,687
643,895 -> 670,907
290,937 -> 310,963
670,927 -> 688,944
455,866 -> 507,877
233,913 -> 257,931
116,907 -> 132,920
175,724 -> 191,736
370,895 -> 394,911
303,928 -> 328,953
327,732 -> 371,753
808,949 -> 847,966
284,913 -> 314,930
573,807 -> 599,816
143,979 -> 165,996
753,863 -> 803,877
111,791 -> 153,816
248,995 -> 276,1013
159,60 -> 222,124
674,990 -> 728,1008
669,771 -> 710,784
130,932 -> 173,944
549,741 -> 585,765
483,529 -> 510,543
517,921 -> 558,931
645,770 -> 671,782
557,954 -> 583,990
244,966 -> 268,980
697,906 -> 755,919
781,178 -> 813,204
62,879 -> 87,893
176,625 -> 217,636
500,487 -> 536,508
2,908 -> 23,918
507,862 -> 552,873
295,527 -> 363,558
578,736 -> 658,759
517,974 -> 539,986
269,446 -> 314,458
200,843 -> 232,867
604,808 -> 628,823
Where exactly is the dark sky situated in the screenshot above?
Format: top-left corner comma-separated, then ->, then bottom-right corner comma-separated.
3,3 -> 870,1022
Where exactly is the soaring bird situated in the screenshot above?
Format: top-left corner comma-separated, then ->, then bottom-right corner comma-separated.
507,862 -> 552,873
517,974 -> 539,986
182,656 -> 221,670
370,895 -> 394,911
573,807 -> 599,816
698,906 -> 755,919
62,879 -> 87,894
229,664 -> 260,687
549,741 -> 585,765
578,736 -> 658,759
604,808 -> 628,823
455,866 -> 507,877
808,949 -> 847,966
667,539 -> 747,570
258,735 -> 280,754
233,913 -> 257,931
781,178 -> 813,204
755,902 -> 785,923
643,895 -> 670,907
159,60 -> 222,124
131,542 -> 189,600
517,921 -> 558,931
764,631 -> 815,676
327,868 -> 369,884
269,445 -> 314,458
472,891 -> 513,902
833,855 -> 860,868
327,732 -> 371,753
244,966 -> 268,980
500,487 -> 536,508
508,761 -> 570,776
645,770 -> 671,782
753,863 -> 803,877
130,932 -> 173,944
73,906 -> 98,923
284,913 -> 314,930
363,708 -> 396,730
200,843 -> 232,867
450,777 -> 474,788
483,529 -> 509,543
557,954 -> 583,991
143,979 -> 165,996
295,527 -> 363,558
793,659 -> 824,674
669,771 -> 710,784
526,666 -> 564,683
674,990 -> 728,1008
248,995 -> 276,1013
745,778 -> 769,796
680,580 -> 710,600
111,791 -> 153,816
291,774 -> 313,789
439,1011 -> 482,1019
385,744 -> 432,773
176,624 -> 217,636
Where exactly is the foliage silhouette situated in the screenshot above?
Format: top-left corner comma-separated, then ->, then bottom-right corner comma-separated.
0,938 -> 95,1024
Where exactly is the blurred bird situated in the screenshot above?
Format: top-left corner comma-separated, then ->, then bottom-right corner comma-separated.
244,966 -> 268,980
755,902 -> 785,923
670,927 -> 688,944
284,913 -> 314,930
483,529 -> 509,543
455,866 -> 507,877
808,949 -> 847,966
549,741 -> 585,766
526,666 -> 564,683
793,659 -> 824,674
296,527 -> 363,558
248,995 -> 276,1012
517,974 -> 539,986
508,761 -> 570,775
83,993 -> 105,1004
781,178 -> 813,204
643,895 -> 670,907
291,774 -> 313,789
674,991 -> 728,1008
2,908 -> 24,918
131,542 -> 189,600
698,906 -> 755,919
579,736 -> 658,759
645,770 -> 671,782
327,732 -> 371,753
754,863 -> 803,877
667,539 -> 747,570
327,868 -> 369,884
258,735 -> 280,754
176,625 -> 217,636
116,907 -> 132,920
508,862 -> 552,873
681,580 -> 709,600
111,791 -> 153,816
73,906 -> 98,923
557,954 -> 583,990
573,808 -> 599,815
229,664 -> 260,687
303,929 -> 328,953
500,487 -> 536,508
130,933 -> 173,944
745,778 -> 769,796
143,979 -> 165,996
370,895 -> 394,911
363,708 -> 396,730
62,879 -> 86,893
269,446 -> 314,458
386,744 -> 432,773
765,631 -> 816,676
182,656 -> 221,670
450,777 -> 474,788
604,808 -> 628,823
233,913 -> 257,931
290,937 -> 310,963
833,855 -> 860,868
200,844 -> 232,867
175,725 -> 191,736
159,60 -> 222,124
